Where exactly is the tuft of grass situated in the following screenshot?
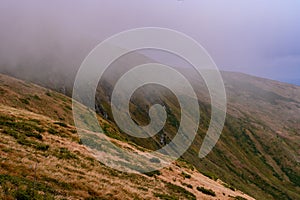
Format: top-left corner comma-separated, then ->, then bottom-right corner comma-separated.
196,186 -> 216,196
2,127 -> 48,151
143,170 -> 161,177
65,105 -> 72,111
181,171 -> 191,179
234,196 -> 247,200
16,137 -> 49,151
0,118 -> 45,134
164,182 -> 196,200
281,167 -> 300,186
3,128 -> 19,138
28,119 -> 41,124
137,186 -> 148,191
182,182 -> 193,189
35,143 -> 50,151
222,182 -> 236,191
24,131 -> 43,140
19,98 -> 30,105
54,148 -> 77,160
154,193 -> 178,200
41,176 -> 72,190
2,147 -> 13,153
32,94 -> 41,100
0,87 -> 5,95
54,122 -> 68,127
0,174 -> 55,199
47,128 -> 58,135
201,171 -> 218,181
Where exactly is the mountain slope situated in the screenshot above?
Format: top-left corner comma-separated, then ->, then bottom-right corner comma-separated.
94,68 -> 300,200
0,73 -> 253,200
1,64 -> 300,199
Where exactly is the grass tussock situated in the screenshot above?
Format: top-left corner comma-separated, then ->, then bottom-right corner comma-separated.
196,186 -> 216,196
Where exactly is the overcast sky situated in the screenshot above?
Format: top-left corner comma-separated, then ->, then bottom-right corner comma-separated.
0,0 -> 299,83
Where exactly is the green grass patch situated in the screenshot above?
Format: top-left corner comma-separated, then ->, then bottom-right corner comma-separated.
45,91 -> 52,97
165,182 -> 196,200
47,127 -> 59,135
182,182 -> 193,189
154,193 -> 178,200
54,148 -> 77,160
222,182 -> 236,191
234,196 -> 247,200
19,98 -> 30,105
16,137 -> 49,151
201,171 -> 218,181
196,186 -> 216,196
32,94 -> 41,100
181,171 -> 191,179
282,167 -> 300,186
65,105 -> 72,111
54,122 -> 68,127
0,174 -> 55,199
143,170 -> 161,177
0,118 -> 45,134
2,127 -> 49,151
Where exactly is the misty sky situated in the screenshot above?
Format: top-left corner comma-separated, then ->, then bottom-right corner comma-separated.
0,0 -> 300,84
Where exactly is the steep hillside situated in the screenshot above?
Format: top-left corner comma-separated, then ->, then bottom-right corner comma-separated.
0,74 -> 74,125
0,74 -> 253,200
1,66 -> 300,199
94,68 -> 300,200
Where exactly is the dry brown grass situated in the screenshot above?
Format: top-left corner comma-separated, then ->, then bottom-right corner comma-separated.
0,73 -> 257,199
0,105 -> 254,200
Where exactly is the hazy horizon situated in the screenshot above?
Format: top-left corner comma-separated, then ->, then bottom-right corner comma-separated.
0,0 -> 299,85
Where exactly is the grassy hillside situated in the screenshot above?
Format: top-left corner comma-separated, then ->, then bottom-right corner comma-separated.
0,73 -> 253,200
94,68 -> 300,200
1,68 -> 300,199
0,74 -> 74,124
